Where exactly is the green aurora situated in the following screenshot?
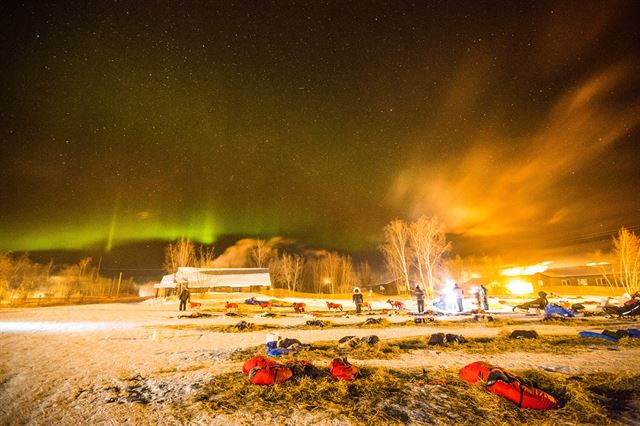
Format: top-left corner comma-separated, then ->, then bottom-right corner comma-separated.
2,2 -> 640,260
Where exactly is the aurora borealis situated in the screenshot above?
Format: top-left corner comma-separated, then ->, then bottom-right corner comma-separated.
1,1 -> 640,261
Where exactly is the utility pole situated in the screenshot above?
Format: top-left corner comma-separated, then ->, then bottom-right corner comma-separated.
116,272 -> 122,298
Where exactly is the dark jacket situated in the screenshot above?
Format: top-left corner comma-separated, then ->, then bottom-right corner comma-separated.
415,287 -> 424,301
352,292 -> 364,305
179,288 -> 190,302
479,286 -> 487,298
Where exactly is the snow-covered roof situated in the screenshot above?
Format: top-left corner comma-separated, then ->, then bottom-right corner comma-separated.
538,265 -> 614,278
154,267 -> 271,288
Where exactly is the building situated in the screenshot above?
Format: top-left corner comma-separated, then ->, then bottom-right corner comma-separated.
532,265 -> 624,296
462,264 -> 627,297
154,267 -> 272,295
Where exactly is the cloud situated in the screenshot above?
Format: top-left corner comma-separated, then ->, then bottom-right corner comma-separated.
391,61 -> 640,243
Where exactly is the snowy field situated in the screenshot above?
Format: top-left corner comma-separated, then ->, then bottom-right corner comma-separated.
1,294 -> 639,425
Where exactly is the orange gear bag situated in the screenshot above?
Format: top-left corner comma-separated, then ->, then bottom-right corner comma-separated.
329,358 -> 359,381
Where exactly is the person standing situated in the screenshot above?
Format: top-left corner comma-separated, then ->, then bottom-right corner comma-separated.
352,287 -> 364,314
179,285 -> 190,311
454,283 -> 464,313
415,285 -> 425,314
479,284 -> 489,311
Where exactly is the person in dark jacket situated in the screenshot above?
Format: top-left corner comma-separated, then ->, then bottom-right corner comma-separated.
179,285 -> 190,311
352,288 -> 364,314
454,283 -> 464,313
479,285 -> 489,311
415,285 -> 425,313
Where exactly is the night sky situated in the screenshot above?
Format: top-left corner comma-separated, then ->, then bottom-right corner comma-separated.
2,1 -> 640,262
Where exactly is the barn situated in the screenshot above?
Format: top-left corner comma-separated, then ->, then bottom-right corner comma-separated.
154,267 -> 272,295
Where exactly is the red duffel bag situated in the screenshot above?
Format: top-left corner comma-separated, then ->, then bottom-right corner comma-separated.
459,361 -> 492,384
488,379 -> 559,410
248,364 -> 293,385
459,361 -> 560,410
329,357 -> 359,381
242,355 -> 279,375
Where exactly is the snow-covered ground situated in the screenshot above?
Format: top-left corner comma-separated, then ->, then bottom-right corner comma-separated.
0,295 -> 636,425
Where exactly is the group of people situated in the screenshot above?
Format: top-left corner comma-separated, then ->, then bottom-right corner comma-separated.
351,283 -> 489,314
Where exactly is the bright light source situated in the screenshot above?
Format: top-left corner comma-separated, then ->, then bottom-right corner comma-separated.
507,279 -> 534,295
586,262 -> 610,266
501,261 -> 551,276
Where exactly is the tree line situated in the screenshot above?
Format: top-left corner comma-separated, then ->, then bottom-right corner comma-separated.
163,237 -> 376,294
0,254 -> 135,301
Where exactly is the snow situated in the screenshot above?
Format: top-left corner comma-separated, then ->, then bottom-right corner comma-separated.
0,296 -> 636,424
0,321 -> 135,333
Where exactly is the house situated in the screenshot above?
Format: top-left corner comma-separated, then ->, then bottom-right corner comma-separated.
461,264 -> 626,297
154,267 -> 272,295
532,265 -> 624,296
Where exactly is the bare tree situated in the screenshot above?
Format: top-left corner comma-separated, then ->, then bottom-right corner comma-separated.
602,227 -> 640,294
355,261 -> 375,290
299,250 -> 353,294
250,239 -> 276,268
409,216 -> 451,298
272,252 -> 304,292
164,238 -> 195,273
379,220 -> 412,292
195,246 -> 216,268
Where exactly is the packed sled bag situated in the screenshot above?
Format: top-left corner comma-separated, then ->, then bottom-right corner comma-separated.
578,331 -> 619,342
571,303 -> 586,313
459,362 -> 559,410
248,364 -> 293,385
267,347 -> 290,357
509,330 -> 539,339
338,336 -> 359,348
459,361 -> 492,384
285,359 -> 322,379
428,333 -> 446,346
329,358 -> 359,381
488,378 -> 560,410
627,328 -> 640,338
545,304 -> 574,318
242,355 -> 279,375
361,335 -> 380,345
445,334 -> 466,344
602,329 -> 628,340
279,338 -> 303,348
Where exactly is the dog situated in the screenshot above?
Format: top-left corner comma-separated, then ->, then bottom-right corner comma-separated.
189,302 -> 202,310
259,301 -> 272,310
293,302 -> 306,313
387,300 -> 405,310
360,302 -> 372,311
326,301 -> 343,311
225,302 -> 239,312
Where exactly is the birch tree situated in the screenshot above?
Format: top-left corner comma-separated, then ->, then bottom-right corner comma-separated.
603,227 -> 640,294
250,239 -> 275,268
272,252 -> 304,292
164,238 -> 195,273
409,216 -> 451,298
379,220 -> 412,292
